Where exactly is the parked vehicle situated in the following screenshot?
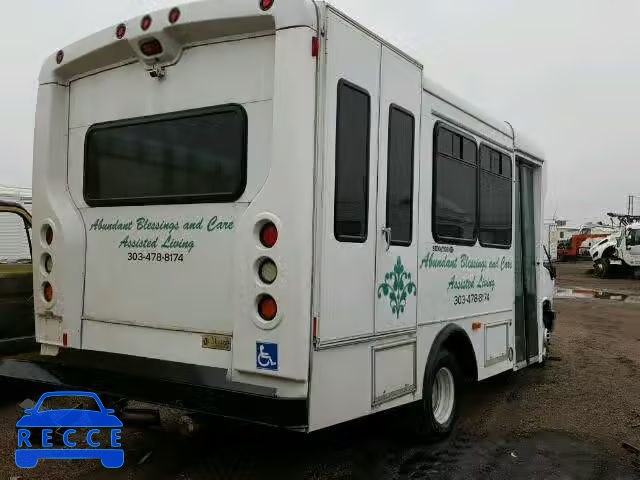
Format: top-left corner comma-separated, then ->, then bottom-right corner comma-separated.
18,0 -> 553,436
0,200 -> 35,355
557,233 -> 609,262
590,215 -> 640,278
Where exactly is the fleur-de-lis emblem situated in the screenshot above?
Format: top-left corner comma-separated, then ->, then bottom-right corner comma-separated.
377,256 -> 417,319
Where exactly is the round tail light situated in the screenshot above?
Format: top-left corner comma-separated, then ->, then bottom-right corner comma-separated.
258,295 -> 277,321
43,282 -> 53,303
258,258 -> 278,285
260,0 -> 274,11
43,254 -> 53,274
43,225 -> 53,246
259,223 -> 278,248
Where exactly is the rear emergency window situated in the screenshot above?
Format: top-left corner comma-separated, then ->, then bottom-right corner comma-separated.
84,105 -> 247,206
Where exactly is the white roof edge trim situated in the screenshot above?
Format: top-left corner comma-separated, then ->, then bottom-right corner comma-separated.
422,76 -> 511,138
39,0 -> 318,84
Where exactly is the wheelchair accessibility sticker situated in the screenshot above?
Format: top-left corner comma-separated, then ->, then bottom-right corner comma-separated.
15,391 -> 124,469
256,342 -> 278,371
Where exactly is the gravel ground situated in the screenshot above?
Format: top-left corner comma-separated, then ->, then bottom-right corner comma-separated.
0,262 -> 639,479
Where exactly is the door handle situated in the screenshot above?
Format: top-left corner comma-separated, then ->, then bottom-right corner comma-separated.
381,227 -> 391,252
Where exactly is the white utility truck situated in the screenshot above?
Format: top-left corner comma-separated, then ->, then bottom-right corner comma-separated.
590,214 -> 640,278
25,0 -> 554,434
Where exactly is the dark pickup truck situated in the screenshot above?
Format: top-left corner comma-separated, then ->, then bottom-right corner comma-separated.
0,200 -> 35,355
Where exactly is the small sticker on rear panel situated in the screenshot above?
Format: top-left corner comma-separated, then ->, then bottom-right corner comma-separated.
256,342 -> 278,371
202,334 -> 231,351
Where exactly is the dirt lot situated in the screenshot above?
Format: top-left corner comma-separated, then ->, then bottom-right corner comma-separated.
0,261 -> 639,479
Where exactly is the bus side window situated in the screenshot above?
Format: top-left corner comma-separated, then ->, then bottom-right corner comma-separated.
386,105 -> 415,246
334,80 -> 371,243
479,145 -> 513,248
432,125 -> 477,244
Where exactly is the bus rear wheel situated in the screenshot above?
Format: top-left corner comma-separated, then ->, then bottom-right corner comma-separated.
415,349 -> 460,438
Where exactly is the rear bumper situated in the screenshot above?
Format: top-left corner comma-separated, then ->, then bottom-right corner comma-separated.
0,350 -> 308,429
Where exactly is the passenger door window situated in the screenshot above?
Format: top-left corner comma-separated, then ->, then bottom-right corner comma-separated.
386,105 -> 415,246
334,80 -> 371,243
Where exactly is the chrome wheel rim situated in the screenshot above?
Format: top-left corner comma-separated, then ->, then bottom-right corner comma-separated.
431,367 -> 455,425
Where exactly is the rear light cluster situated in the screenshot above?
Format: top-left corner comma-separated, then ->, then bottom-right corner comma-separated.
256,221 -> 279,322
40,225 -> 55,305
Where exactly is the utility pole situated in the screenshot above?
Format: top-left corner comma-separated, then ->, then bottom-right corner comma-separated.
628,195 -> 640,215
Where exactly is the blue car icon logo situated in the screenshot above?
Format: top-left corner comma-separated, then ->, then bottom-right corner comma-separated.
15,391 -> 124,469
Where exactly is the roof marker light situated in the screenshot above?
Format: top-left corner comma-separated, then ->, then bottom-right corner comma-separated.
260,0 -> 274,11
116,23 -> 127,39
169,7 -> 181,24
55,50 -> 64,64
141,15 -> 152,31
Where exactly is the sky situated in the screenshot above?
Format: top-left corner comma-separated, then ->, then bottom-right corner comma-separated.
3,0 -> 640,225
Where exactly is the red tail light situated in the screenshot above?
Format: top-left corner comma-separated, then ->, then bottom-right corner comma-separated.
43,282 -> 53,303
260,223 -> 278,248
258,295 -> 277,321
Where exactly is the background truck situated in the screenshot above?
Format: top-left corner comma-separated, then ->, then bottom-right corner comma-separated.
590,214 -> 640,278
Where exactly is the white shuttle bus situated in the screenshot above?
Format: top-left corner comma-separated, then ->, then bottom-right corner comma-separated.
28,0 -> 555,434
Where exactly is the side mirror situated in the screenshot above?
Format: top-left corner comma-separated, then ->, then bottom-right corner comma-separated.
543,261 -> 557,280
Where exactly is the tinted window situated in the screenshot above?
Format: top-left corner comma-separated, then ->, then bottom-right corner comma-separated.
479,145 -> 512,247
433,125 -> 477,243
85,105 -> 247,206
386,106 -> 415,246
334,80 -> 371,242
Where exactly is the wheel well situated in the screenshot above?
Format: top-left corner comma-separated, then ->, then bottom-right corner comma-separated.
432,327 -> 478,383
602,246 -> 616,258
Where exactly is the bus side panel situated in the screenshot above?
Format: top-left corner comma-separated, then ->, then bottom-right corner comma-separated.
32,84 -> 86,350
415,92 -> 516,389
230,27 -> 317,387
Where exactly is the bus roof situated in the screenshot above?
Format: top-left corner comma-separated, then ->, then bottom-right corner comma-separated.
422,76 -> 545,162
40,0 -> 545,162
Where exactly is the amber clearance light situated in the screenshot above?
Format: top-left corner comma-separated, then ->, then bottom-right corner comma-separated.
43,282 -> 53,303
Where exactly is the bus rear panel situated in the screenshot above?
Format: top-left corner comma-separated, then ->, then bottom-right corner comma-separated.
32,0 -> 318,414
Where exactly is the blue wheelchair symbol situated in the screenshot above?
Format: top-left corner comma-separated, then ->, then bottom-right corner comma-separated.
256,342 -> 278,371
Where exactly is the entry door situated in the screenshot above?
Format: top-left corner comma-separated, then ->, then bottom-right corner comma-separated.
514,160 -> 539,363
318,11 -> 381,341
374,48 -> 421,333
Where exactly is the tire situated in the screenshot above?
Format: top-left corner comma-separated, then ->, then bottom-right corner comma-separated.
594,259 -> 610,279
414,349 -> 461,438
